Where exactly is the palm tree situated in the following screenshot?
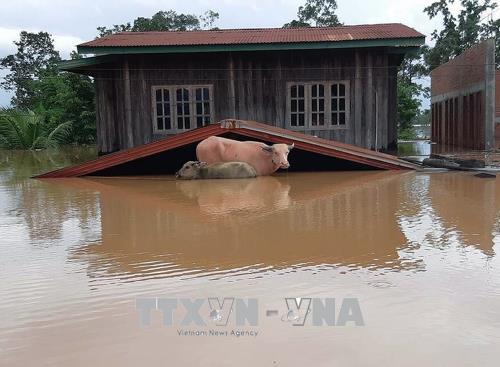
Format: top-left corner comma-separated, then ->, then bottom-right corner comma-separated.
0,109 -> 72,150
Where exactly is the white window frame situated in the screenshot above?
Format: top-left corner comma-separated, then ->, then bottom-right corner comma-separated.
151,84 -> 214,134
286,81 -> 350,130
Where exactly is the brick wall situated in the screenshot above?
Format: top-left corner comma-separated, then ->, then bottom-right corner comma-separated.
430,40 -> 496,150
431,42 -> 487,97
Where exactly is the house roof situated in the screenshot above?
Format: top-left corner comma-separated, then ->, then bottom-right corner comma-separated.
76,23 -> 424,55
35,119 -> 419,178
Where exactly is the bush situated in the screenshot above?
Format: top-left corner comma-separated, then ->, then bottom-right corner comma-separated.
0,109 -> 72,150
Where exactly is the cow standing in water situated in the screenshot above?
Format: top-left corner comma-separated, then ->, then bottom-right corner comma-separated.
196,136 -> 294,176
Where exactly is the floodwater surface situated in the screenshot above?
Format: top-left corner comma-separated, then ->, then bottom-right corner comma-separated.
1,148 -> 500,366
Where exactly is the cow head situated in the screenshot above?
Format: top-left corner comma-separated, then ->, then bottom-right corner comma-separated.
262,143 -> 294,169
175,161 -> 207,179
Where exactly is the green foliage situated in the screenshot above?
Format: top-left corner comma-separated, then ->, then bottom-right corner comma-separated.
398,128 -> 418,141
1,33 -> 96,147
284,0 -> 341,28
415,109 -> 430,125
424,0 -> 500,70
0,109 -> 72,150
97,10 -> 220,36
199,10 -> 220,29
30,54 -> 96,144
397,76 -> 422,139
399,47 -> 429,84
0,31 -> 61,109
397,47 -> 429,140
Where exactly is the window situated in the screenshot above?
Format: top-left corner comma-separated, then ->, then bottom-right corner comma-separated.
287,81 -> 350,129
152,85 -> 214,133
331,83 -> 347,126
176,88 -> 191,130
155,88 -> 171,131
311,84 -> 325,126
195,87 -> 211,128
290,85 -> 305,127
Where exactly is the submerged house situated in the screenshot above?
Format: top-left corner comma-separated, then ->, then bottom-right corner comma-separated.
62,23 -> 424,155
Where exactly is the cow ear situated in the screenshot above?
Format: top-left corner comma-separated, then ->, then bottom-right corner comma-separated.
288,143 -> 294,151
262,145 -> 273,153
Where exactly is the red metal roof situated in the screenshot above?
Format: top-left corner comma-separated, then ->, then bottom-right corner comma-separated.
35,120 -> 418,178
79,23 -> 424,48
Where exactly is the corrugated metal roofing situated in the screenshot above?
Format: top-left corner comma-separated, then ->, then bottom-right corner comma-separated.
79,23 -> 423,48
35,120 -> 419,178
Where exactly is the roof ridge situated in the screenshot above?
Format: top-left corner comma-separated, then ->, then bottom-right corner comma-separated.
78,23 -> 425,50
112,23 -> 409,35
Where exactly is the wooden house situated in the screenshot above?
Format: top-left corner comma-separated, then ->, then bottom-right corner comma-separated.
61,23 -> 424,155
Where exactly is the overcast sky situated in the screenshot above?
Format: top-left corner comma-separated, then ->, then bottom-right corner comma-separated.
0,0 -> 447,106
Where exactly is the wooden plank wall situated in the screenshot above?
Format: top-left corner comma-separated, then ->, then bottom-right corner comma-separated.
92,49 -> 401,154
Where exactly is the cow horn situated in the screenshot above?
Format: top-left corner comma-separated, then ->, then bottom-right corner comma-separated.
288,143 -> 294,151
262,145 -> 273,153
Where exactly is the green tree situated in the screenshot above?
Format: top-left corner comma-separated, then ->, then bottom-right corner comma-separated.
29,51 -> 96,144
284,0 -> 342,28
97,10 -> 220,36
397,47 -> 429,139
397,77 -> 422,140
0,31 -> 61,109
0,109 -> 72,150
424,0 -> 500,70
1,33 -> 96,146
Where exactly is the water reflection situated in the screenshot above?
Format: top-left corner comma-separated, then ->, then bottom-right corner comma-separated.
399,172 -> 499,255
0,148 -> 100,243
58,172 -> 427,283
54,171 -> 500,285
397,141 -> 431,157
175,177 -> 292,215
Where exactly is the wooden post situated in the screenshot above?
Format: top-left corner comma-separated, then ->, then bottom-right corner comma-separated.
354,51 -> 362,147
228,53 -> 237,118
366,53 -> 374,149
123,59 -> 134,148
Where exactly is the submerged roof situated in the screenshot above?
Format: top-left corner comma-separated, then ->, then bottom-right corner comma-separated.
77,23 -> 424,54
35,120 -> 418,178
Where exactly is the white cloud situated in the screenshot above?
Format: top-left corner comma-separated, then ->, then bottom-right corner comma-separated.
0,27 -> 84,59
52,34 -> 85,58
0,28 -> 22,55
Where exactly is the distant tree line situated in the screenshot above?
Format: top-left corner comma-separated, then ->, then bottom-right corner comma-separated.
0,0 -> 498,149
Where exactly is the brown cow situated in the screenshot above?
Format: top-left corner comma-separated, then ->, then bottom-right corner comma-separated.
196,136 -> 294,176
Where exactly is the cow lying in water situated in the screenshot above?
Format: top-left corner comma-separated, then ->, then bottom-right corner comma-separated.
175,161 -> 257,180
196,136 -> 294,176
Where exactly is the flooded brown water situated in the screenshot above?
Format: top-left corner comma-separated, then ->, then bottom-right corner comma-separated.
1,148 -> 500,366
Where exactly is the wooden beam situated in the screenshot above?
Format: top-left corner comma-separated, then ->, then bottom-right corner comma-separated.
123,59 -> 134,149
